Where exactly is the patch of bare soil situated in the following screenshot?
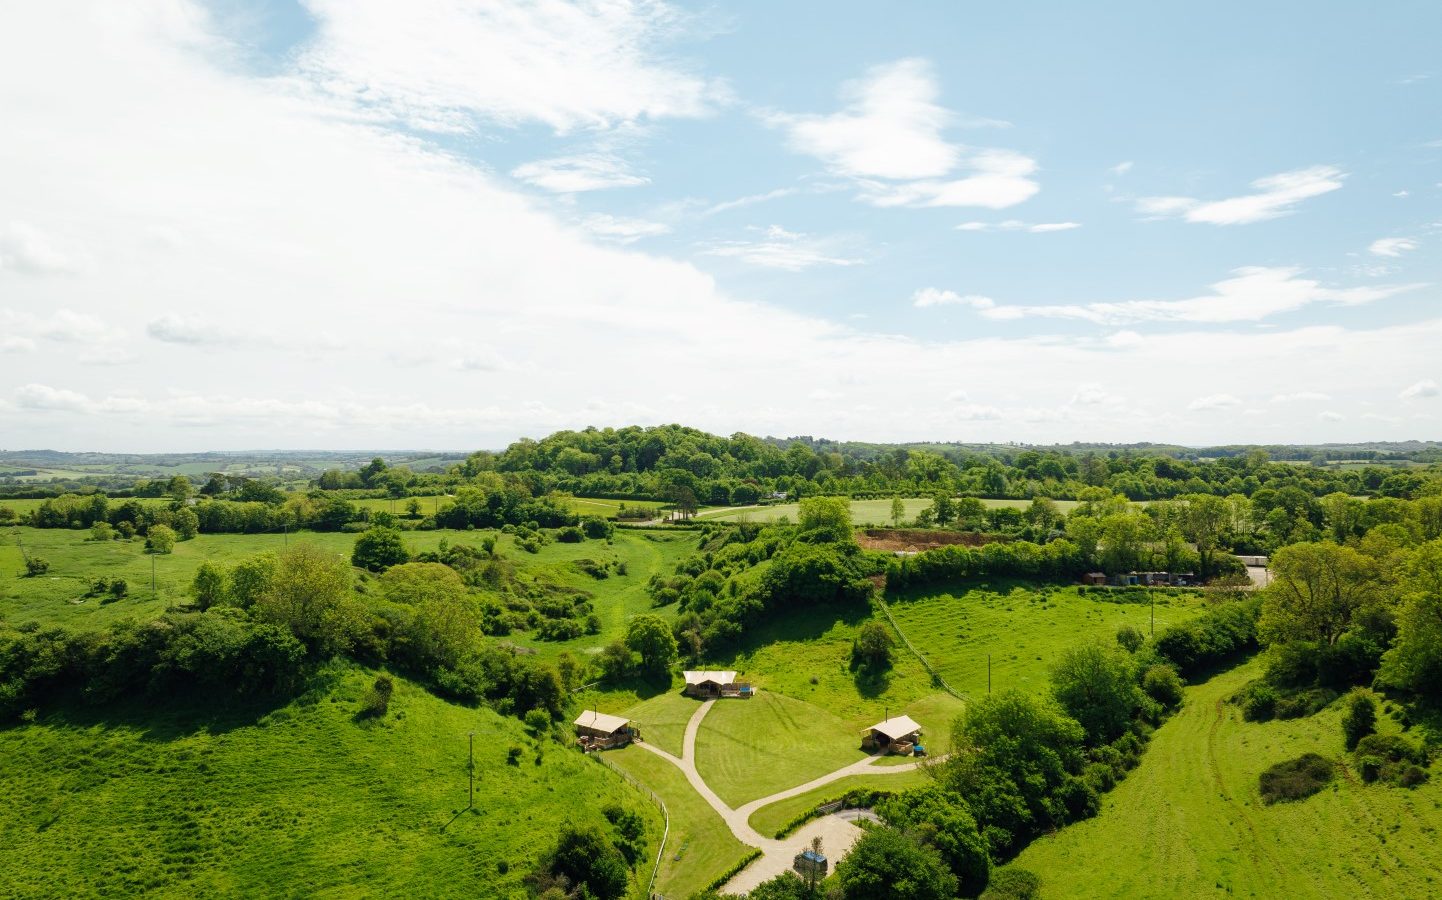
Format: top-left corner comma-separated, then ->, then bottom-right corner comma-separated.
857,528 -> 1003,553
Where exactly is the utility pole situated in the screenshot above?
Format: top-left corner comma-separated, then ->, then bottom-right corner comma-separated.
151,554 -> 157,597
468,732 -> 476,810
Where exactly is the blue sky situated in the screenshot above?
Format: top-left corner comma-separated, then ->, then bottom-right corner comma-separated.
1,1 -> 1439,450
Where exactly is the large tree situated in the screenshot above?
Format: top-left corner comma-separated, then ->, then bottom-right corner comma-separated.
625,614 -> 678,676
1379,539 -> 1442,695
255,544 -> 364,655
833,826 -> 957,900
1182,494 -> 1230,577
1049,642 -> 1144,745
1260,541 -> 1378,646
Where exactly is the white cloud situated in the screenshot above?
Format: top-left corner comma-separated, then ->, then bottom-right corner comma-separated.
1070,383 -> 1121,406
581,213 -> 669,243
1189,394 -> 1242,411
1110,161 -> 1133,175
1136,165 -> 1345,225
1394,190 -> 1410,198
1,335 -> 36,353
768,60 -> 1039,209
0,221 -> 80,274
1400,379 -> 1439,400
975,266 -> 1420,325
147,314 -> 239,346
1271,391 -> 1331,403
1318,410 -> 1344,421
16,383 -> 93,412
956,220 -> 1080,233
511,154 -> 648,192
705,188 -> 798,216
296,0 -> 722,133
1369,237 -> 1417,257
912,288 -> 995,309
702,225 -> 860,271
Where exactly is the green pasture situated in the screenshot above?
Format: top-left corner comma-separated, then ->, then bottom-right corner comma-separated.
0,665 -> 662,899
0,497 -> 172,516
747,768 -> 933,838
1013,658 -> 1442,898
0,526 -> 697,653
885,583 -> 1212,698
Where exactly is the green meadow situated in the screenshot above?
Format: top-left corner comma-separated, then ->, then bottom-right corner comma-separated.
694,497 -> 1088,525
885,583 -> 1212,697
1013,657 -> 1442,898
0,664 -> 663,899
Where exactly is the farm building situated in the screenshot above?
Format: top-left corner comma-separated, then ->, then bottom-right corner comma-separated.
1082,572 -> 1107,586
1236,554 -> 1268,567
682,670 -> 754,699
573,710 -> 633,751
863,715 -> 923,755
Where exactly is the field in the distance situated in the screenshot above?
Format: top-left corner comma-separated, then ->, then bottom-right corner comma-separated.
885,583 -> 1211,698
695,497 -> 1087,525
1013,657 -> 1442,898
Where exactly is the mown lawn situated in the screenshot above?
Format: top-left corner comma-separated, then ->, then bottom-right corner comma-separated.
606,744 -> 751,898
1012,658 -> 1442,898
885,583 -> 1212,698
0,666 -> 662,899
747,768 -> 933,837
694,691 -> 870,808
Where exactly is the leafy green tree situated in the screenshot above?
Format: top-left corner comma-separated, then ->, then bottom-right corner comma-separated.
853,620 -> 894,670
930,493 -> 957,527
351,526 -> 409,572
1141,663 -> 1184,709
1260,541 -> 1377,646
1049,643 -> 1143,745
227,553 -> 277,608
546,825 -> 629,900
24,556 -> 50,576
254,544 -> 363,655
1115,624 -> 1144,653
798,496 -> 854,543
1341,688 -> 1376,750
1379,539 -> 1442,695
1182,494 -> 1230,577
626,614 -> 678,676
171,507 -> 199,540
878,787 -> 990,895
891,497 -> 906,526
834,826 -> 957,899
192,562 -> 227,610
1025,497 -> 1060,530
145,524 -> 176,554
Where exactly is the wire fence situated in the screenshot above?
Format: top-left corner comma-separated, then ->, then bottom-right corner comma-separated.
874,597 -> 969,702
589,753 -> 670,900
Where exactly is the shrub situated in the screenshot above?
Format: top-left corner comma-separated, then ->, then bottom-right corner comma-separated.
24,557 -> 50,577
1272,687 -> 1337,720
1341,688 -> 1377,751
145,524 -> 176,554
544,825 -> 629,900
556,526 -> 585,543
1235,680 -> 1277,721
358,675 -> 393,719
351,526 -> 409,572
580,516 -> 614,539
852,620 -> 895,671
1354,733 -> 1429,786
108,579 -> 129,600
1141,664 -> 1184,709
980,867 -> 1042,900
834,826 -> 958,899
1115,625 -> 1144,653
507,745 -> 523,765
524,708 -> 551,735
1258,753 -> 1334,804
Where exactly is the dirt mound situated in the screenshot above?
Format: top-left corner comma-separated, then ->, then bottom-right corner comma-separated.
858,528 -> 1002,553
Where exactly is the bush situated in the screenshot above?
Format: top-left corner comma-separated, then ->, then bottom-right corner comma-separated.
980,867 -> 1042,900
358,675 -> 393,719
580,516 -> 614,539
1341,688 -> 1376,751
852,620 -> 895,671
1141,664 -> 1184,709
1115,625 -> 1144,653
24,557 -> 50,577
507,745 -> 523,765
1235,680 -> 1277,721
556,526 -> 585,543
1258,753 -> 1334,804
1354,733 -> 1429,786
145,524 -> 176,554
351,526 -> 409,572
524,708 -> 551,735
1273,687 -> 1337,720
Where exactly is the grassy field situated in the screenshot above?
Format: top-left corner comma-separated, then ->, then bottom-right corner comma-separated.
605,744 -> 752,898
1013,657 -> 1442,898
694,497 -> 1088,525
0,497 -> 173,516
747,768 -> 933,837
616,689 -> 699,758
695,691 -> 871,808
885,583 -> 1212,698
0,665 -> 663,899
0,525 -> 697,655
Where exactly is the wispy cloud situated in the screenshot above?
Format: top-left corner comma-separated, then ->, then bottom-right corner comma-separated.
956,219 -> 1080,233
1136,165 -> 1344,225
511,153 -> 648,192
767,59 -> 1039,209
1271,391 -> 1331,403
705,187 -> 798,215
581,213 -> 669,243
702,225 -> 860,271
296,0 -> 723,133
1400,379 -> 1439,400
974,266 -> 1418,325
912,288 -> 995,309
1370,236 -> 1417,257
1110,161 -> 1133,176
0,221 -> 80,274
1189,393 -> 1242,411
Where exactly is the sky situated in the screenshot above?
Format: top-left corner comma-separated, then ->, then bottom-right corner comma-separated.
1,0 -> 1440,452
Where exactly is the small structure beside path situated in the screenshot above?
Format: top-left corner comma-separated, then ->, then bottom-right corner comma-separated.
862,715 -> 923,755
683,670 -> 754,699
574,710 -> 633,751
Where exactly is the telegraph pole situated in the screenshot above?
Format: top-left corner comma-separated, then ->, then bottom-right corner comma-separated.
151,554 -> 157,597
468,731 -> 475,809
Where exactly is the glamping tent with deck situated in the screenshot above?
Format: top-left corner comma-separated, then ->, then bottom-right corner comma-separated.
573,710 -> 633,751
863,715 -> 924,755
682,670 -> 754,699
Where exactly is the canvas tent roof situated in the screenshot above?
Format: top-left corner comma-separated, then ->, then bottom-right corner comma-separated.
683,670 -> 738,686
573,710 -> 629,733
868,715 -> 922,741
